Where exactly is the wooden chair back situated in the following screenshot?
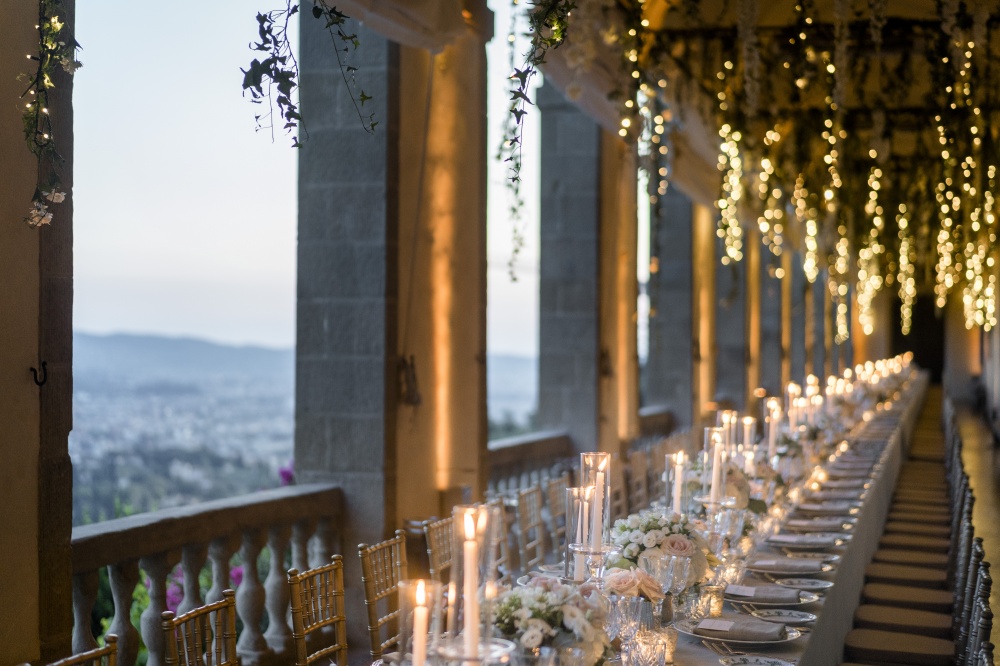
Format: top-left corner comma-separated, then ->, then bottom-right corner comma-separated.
358,530 -> 408,661
47,636 -> 118,666
545,473 -> 570,554
485,498 -> 512,585
609,456 -> 628,521
516,486 -> 547,573
423,516 -> 454,583
161,590 -> 238,666
288,555 -> 348,666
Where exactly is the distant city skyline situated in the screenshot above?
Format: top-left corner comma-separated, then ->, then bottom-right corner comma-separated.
73,0 -> 541,357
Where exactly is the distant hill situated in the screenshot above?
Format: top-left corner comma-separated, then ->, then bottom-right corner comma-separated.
74,332 -> 294,388
487,353 -> 537,423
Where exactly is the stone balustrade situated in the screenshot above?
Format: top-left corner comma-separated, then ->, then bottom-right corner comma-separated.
486,429 -> 575,494
71,483 -> 342,666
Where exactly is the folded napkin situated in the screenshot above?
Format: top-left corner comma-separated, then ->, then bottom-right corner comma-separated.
768,534 -> 837,548
822,479 -> 866,489
725,584 -> 803,604
797,501 -> 852,513
808,489 -> 862,501
693,617 -> 788,642
786,517 -> 848,532
749,557 -> 825,573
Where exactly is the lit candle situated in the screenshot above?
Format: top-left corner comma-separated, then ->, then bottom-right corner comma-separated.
463,513 -> 479,659
767,399 -> 780,461
710,431 -> 723,503
574,489 -> 589,581
591,458 -> 607,550
671,452 -> 685,514
744,447 -> 755,476
728,411 -> 739,456
413,581 -> 429,666
742,416 -> 755,449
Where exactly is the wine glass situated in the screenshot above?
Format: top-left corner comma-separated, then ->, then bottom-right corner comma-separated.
665,556 -> 691,621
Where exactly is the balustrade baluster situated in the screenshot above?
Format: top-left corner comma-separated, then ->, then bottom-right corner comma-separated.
263,525 -> 293,654
310,517 -> 334,568
71,571 -> 99,653
177,543 -> 207,616
206,536 -> 237,605
236,529 -> 270,665
291,519 -> 315,573
108,560 -> 140,666
140,551 -> 180,666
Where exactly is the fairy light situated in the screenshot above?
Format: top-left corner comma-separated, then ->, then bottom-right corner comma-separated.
897,204 -> 916,335
857,161 -> 885,336
717,120 -> 744,264
757,127 -> 785,256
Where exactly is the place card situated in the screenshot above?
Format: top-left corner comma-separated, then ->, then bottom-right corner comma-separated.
726,585 -> 757,597
697,619 -> 735,632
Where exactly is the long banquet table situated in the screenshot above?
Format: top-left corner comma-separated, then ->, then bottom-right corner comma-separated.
670,372 -> 929,666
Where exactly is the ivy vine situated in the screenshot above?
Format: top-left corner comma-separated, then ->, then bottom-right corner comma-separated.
242,0 -> 376,148
20,0 -> 81,227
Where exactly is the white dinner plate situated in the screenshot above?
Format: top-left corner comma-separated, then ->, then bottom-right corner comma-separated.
773,578 -> 835,591
538,562 -> 564,574
675,619 -> 803,645
749,609 -> 817,625
723,590 -> 822,606
718,657 -> 797,666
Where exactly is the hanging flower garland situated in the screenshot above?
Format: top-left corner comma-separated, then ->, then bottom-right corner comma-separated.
20,0 -> 81,228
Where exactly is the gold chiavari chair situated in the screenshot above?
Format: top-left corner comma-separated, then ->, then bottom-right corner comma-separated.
627,449 -> 650,511
485,497 -> 512,585
516,486 -> 547,573
423,516 -> 454,583
287,555 -> 348,666
161,590 -> 239,666
609,457 -> 628,521
358,530 -> 408,661
545,473 -> 570,555
47,635 -> 118,666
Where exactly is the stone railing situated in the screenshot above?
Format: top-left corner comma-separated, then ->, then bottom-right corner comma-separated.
486,429 -> 575,493
71,483 -> 342,666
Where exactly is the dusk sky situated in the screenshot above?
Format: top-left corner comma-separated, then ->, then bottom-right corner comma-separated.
73,0 -> 542,356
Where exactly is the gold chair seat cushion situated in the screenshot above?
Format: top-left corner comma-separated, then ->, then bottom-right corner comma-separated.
844,628 -> 954,666
872,548 -> 949,568
883,521 -> 952,538
879,533 -> 951,553
854,604 -> 953,638
888,511 -> 951,525
864,562 -> 948,589
862,583 -> 954,613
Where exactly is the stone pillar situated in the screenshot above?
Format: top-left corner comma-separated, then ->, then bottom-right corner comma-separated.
537,83 -> 601,452
812,272 -> 827,378
1,1 -> 74,661
714,238 -> 746,409
598,132 -> 639,451
296,10 -> 490,649
790,253 -> 807,382
645,189 -> 696,426
759,251 -> 782,395
781,253 -> 793,389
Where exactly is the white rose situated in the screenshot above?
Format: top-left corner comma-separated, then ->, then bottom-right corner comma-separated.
627,515 -> 641,529
629,530 -> 644,544
624,543 -> 640,559
642,531 -> 660,548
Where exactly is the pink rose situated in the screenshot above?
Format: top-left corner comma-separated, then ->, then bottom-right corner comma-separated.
660,534 -> 698,558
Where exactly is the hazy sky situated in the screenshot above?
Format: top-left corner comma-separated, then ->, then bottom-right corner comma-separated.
73,0 -> 541,356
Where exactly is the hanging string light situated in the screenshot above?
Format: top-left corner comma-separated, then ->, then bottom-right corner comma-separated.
857,159 -> 885,336
795,174 -> 820,283
757,127 -> 785,257
897,204 -> 916,335
716,59 -> 744,264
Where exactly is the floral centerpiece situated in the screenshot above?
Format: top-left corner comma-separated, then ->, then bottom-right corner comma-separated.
491,577 -> 611,665
603,567 -> 665,602
608,510 -> 718,587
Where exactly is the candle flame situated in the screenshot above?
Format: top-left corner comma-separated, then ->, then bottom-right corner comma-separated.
742,416 -> 755,425
416,580 -> 426,606
464,512 -> 476,541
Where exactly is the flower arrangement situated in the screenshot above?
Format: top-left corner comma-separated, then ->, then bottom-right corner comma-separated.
608,510 -> 717,586
603,567 -> 664,602
724,462 -> 751,510
491,577 -> 611,665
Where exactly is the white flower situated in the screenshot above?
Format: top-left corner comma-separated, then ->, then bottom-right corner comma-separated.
642,531 -> 660,549
627,515 -> 641,529
561,604 -> 591,639
629,530 -> 643,544
43,190 -> 66,203
520,627 -> 544,649
60,57 -> 82,74
624,543 -> 640,559
26,202 -> 52,227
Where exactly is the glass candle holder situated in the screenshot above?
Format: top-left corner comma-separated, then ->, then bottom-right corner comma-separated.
626,631 -> 667,666
439,505 -> 515,663
717,558 -> 747,586
701,584 -> 725,618
580,453 -> 612,548
660,625 -> 678,664
399,580 -> 443,666
565,486 -> 594,581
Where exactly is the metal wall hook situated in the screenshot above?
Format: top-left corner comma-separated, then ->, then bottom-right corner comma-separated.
30,361 -> 47,387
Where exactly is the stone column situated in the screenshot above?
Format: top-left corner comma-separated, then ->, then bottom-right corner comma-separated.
693,204 -> 717,422
645,189 -> 696,426
745,230 -> 761,410
790,253 -> 807,382
759,251 -> 782,395
812,271 -> 827,378
537,83 -> 601,452
598,132 -> 639,451
714,237 -> 747,409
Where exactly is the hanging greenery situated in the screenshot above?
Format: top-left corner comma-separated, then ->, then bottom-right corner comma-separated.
241,0 -> 376,148
20,0 -> 81,228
